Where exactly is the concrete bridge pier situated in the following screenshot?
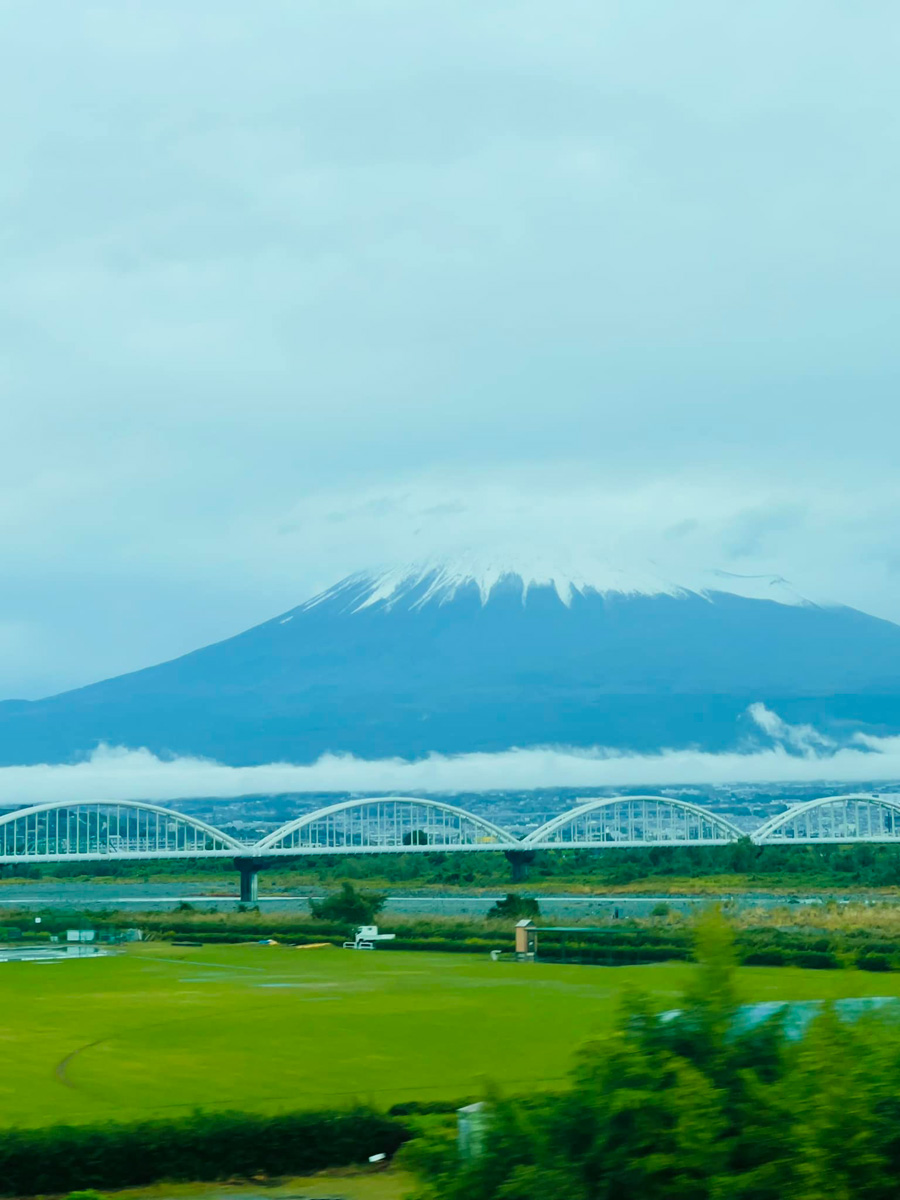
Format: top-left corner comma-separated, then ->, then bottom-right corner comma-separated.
234,857 -> 265,904
505,850 -> 536,883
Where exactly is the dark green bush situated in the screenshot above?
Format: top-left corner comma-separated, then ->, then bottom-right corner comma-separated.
388,1099 -> 468,1116
792,950 -> 840,969
538,942 -> 689,966
858,953 -> 892,972
742,949 -> 788,966
486,894 -> 541,921
390,937 -> 507,954
309,882 -> 386,926
854,939 -> 899,956
0,1109 -> 409,1196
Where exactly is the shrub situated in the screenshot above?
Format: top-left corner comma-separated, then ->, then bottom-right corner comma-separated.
486,894 -> 540,921
309,882 -> 385,926
0,1109 -> 409,1196
791,950 -> 840,970
858,953 -> 892,972
742,949 -> 788,967
388,1100 -> 468,1116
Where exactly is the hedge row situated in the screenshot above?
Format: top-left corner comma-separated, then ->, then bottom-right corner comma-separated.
538,943 -> 692,966
0,1109 -> 410,1196
19,906 -> 900,971
149,926 -> 900,971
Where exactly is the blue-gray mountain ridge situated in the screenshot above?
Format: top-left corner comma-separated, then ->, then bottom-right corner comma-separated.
2,563 -> 900,767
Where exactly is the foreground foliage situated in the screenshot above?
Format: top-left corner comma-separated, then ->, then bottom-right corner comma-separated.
0,1109 -> 408,1196
408,915 -> 900,1200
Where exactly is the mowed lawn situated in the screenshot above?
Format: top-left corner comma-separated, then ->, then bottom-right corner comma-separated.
4,944 -> 900,1127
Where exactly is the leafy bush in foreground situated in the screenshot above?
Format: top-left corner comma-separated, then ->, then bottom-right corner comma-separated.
0,1109 -> 408,1196
408,915 -> 900,1200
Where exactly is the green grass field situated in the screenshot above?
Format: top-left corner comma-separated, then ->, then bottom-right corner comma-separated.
109,1173 -> 413,1200
5,944 -> 900,1128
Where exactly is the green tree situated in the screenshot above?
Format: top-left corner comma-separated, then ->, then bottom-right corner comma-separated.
784,1011 -> 894,1200
410,911 -> 900,1200
309,881 -> 385,926
487,894 -> 540,921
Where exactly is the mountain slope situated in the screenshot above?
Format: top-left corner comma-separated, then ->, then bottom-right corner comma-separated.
3,564 -> 900,766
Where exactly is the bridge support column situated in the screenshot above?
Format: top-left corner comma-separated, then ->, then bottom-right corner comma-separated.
505,850 -> 536,883
235,857 -> 264,904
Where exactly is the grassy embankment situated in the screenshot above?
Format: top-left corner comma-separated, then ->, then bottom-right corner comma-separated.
103,1173 -> 412,1200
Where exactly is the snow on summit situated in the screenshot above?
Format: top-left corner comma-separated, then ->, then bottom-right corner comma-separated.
300,553 -> 814,614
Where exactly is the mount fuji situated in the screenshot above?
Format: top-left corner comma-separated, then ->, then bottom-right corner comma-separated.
3,558 -> 900,767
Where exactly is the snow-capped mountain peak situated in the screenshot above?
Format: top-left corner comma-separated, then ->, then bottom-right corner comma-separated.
299,555 -> 813,614
5,553 -> 899,772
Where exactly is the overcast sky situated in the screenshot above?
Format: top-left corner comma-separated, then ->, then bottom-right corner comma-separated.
3,1 -> 900,699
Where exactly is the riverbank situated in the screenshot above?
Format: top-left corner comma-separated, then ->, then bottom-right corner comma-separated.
1,879 -> 897,918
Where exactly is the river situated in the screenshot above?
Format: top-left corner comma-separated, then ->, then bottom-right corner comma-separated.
0,881 -> 850,918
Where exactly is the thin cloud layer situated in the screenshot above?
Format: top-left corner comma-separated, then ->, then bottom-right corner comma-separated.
1,707 -> 898,805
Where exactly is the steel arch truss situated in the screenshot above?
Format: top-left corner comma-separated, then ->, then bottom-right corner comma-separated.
525,795 -> 743,849
4,791 -> 900,866
752,794 -> 900,844
0,800 -> 244,863
256,796 -> 520,855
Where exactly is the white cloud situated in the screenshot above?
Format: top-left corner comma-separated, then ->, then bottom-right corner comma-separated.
1,707 -> 898,805
745,702 -> 836,753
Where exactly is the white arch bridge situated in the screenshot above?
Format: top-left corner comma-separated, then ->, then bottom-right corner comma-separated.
0,793 -> 897,899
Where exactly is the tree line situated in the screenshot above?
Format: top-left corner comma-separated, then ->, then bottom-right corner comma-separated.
7,837 -> 900,888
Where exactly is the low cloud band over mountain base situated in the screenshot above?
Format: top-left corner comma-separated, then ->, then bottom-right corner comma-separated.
0,706 -> 898,806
